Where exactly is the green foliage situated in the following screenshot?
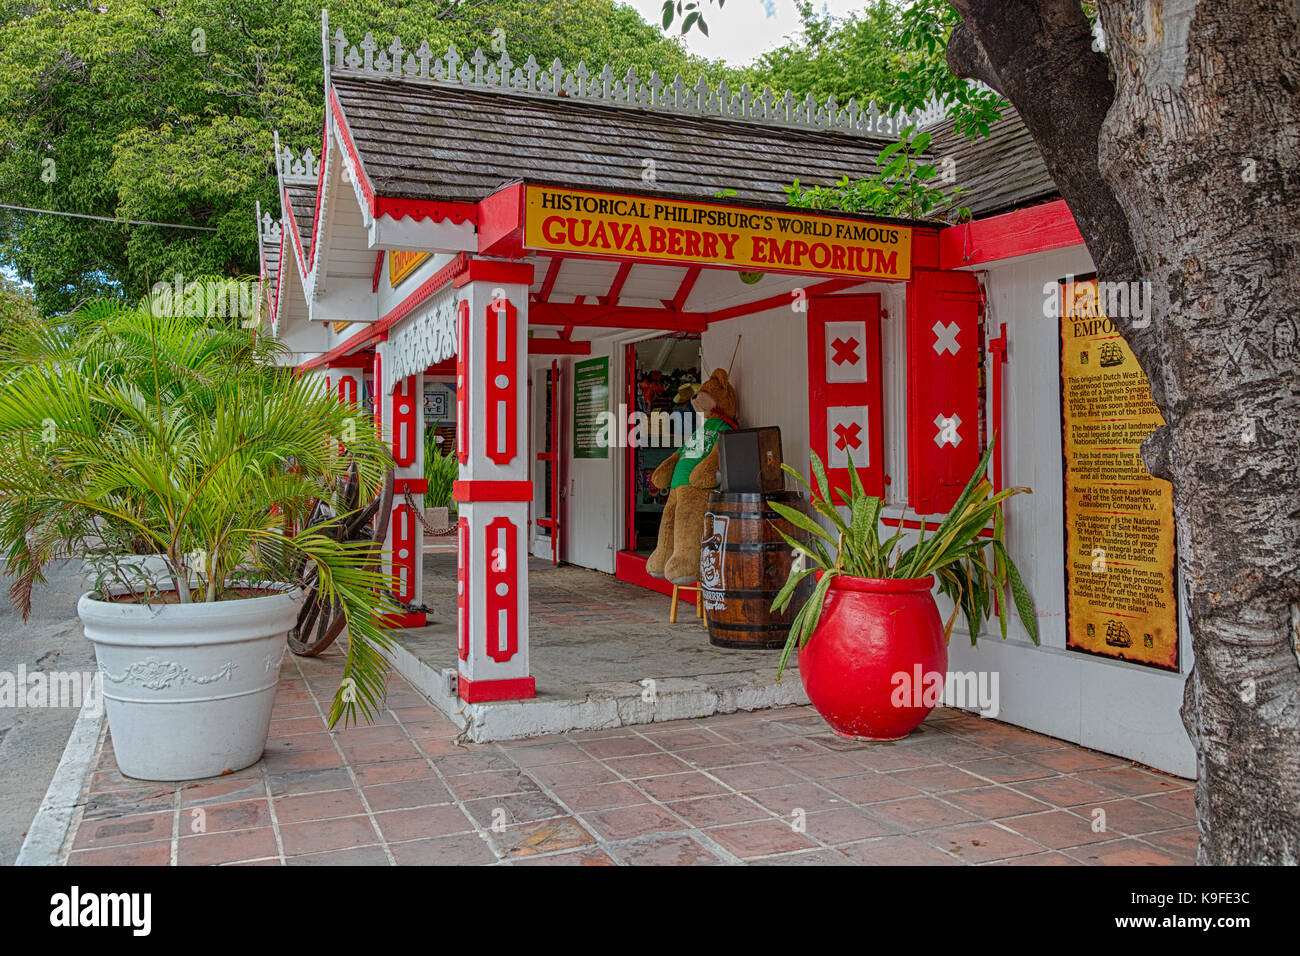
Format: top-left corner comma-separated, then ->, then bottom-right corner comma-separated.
785,125 -> 969,222
661,0 -> 724,36
769,442 -> 1039,680
0,289 -> 401,724
0,276 -> 39,339
0,0 -> 729,314
735,1 -> 907,107
891,0 -> 1005,138
424,428 -> 456,510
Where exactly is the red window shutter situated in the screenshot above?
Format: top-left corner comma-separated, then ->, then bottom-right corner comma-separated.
907,269 -> 983,515
807,295 -> 883,499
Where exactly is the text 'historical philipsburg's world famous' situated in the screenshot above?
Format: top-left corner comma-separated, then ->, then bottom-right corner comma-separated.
524,185 -> 912,280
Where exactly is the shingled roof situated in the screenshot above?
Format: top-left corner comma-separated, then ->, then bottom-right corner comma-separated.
331,74 -> 1057,222
283,184 -> 317,261
927,113 -> 1058,218
331,74 -> 895,211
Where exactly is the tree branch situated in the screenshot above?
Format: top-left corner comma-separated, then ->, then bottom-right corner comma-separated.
946,21 -> 1001,94
946,0 -> 1160,398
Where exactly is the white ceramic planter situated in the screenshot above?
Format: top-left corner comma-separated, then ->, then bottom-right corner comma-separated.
78,587 -> 303,781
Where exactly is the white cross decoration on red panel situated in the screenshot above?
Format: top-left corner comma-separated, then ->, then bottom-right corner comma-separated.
933,412 -> 963,447
827,405 -> 869,468
825,320 -> 868,383
932,320 -> 961,356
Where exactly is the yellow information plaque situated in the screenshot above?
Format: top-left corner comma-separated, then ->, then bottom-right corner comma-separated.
523,184 -> 911,280
1060,276 -> 1178,669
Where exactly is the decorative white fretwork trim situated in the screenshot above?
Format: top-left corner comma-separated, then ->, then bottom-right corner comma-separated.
386,284 -> 459,394
257,207 -> 282,246
273,129 -> 321,186
322,11 -> 947,139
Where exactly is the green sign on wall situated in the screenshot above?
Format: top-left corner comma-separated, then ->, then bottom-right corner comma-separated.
573,356 -> 609,460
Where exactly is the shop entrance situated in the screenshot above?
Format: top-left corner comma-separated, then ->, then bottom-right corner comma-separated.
533,360 -> 562,565
625,332 -> 702,554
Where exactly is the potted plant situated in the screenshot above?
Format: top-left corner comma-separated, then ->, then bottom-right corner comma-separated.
0,296 -> 399,780
770,443 -> 1038,740
423,428 -> 456,533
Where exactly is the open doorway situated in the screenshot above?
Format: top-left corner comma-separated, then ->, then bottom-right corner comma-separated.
626,332 -> 702,554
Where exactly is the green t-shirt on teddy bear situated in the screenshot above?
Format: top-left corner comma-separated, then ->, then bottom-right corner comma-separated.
669,416 -> 732,489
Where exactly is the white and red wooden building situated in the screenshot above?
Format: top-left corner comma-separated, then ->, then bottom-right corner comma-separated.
257,13 -> 1194,776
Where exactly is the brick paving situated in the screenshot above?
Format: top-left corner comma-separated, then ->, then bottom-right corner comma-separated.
62,649 -> 1197,865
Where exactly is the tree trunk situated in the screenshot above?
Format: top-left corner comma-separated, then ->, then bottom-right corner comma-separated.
950,0 -> 1300,863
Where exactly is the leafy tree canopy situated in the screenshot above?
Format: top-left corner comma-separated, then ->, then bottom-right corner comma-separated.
735,0 -> 908,106
0,0 -> 729,314
0,0 -> 998,313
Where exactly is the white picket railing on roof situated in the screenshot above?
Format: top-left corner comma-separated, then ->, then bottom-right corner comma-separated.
321,11 -> 950,140
257,209 -> 282,246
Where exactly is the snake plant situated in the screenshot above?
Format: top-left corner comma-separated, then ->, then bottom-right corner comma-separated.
770,441 -> 1038,678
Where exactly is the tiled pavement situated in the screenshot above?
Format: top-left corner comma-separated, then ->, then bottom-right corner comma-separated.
64,651 -> 1197,866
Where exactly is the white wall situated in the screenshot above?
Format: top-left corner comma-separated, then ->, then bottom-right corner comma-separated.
704,256 -> 1194,777
943,246 -> 1194,777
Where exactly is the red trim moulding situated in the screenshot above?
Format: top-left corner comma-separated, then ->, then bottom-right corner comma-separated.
615,550 -> 699,599
452,259 -> 535,288
671,265 -> 702,310
375,197 -> 478,225
536,256 -> 563,302
309,121 -> 327,270
328,86 -> 377,217
282,186 -> 309,280
273,227 -> 287,323
705,277 -> 861,324
601,261 -> 633,305
458,675 -> 536,703
300,253 -> 469,370
380,611 -> 426,629
939,199 -> 1084,270
477,183 -> 526,258
453,480 -> 534,502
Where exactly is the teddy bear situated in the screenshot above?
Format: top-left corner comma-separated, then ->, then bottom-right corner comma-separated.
645,368 -> 739,585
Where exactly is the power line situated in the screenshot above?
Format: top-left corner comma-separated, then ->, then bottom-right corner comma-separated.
0,202 -> 219,232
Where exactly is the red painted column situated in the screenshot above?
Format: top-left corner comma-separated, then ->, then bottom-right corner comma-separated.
373,344 -> 426,629
452,260 -> 535,702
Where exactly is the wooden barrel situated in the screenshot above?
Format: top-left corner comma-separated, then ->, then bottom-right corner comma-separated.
700,490 -> 811,649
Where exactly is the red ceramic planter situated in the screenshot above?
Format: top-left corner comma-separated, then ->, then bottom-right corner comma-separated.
798,574 -> 947,741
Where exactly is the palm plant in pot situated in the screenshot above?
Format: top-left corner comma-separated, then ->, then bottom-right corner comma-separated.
0,296 -> 400,780
770,442 -> 1038,740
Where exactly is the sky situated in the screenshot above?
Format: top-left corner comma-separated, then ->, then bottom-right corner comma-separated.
621,0 -> 873,66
